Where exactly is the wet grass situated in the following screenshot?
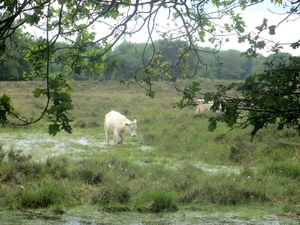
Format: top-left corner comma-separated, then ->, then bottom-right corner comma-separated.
1,81 -> 300,221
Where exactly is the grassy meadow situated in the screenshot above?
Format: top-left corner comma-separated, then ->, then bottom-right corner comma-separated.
1,80 -> 300,218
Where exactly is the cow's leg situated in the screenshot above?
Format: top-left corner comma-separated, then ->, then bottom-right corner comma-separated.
119,136 -> 123,144
113,131 -> 119,144
113,134 -> 116,144
114,133 -> 123,144
105,129 -> 110,145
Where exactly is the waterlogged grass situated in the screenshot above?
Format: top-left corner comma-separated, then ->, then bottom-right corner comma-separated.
1,81 -> 300,223
1,147 -> 300,215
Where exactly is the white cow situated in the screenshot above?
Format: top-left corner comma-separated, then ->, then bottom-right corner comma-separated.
104,110 -> 137,145
195,102 -> 213,114
195,99 -> 221,114
197,98 -> 205,104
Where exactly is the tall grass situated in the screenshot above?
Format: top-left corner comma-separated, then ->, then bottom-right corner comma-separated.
1,81 -> 300,215
20,181 -> 65,208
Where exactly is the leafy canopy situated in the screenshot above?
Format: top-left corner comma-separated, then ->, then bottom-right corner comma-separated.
210,55 -> 300,139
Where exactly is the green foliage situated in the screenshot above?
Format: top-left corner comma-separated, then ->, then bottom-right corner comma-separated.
0,29 -> 30,81
175,82 -> 201,109
147,190 -> 179,213
0,36 -> 267,83
7,149 -> 32,163
33,88 -> 47,98
72,160 -> 103,185
212,50 -> 246,80
99,42 -> 264,82
47,80 -> 73,135
0,145 -> 6,162
0,94 -> 13,124
0,149 -> 44,184
45,157 -> 69,180
203,55 -> 300,138
20,181 -> 65,208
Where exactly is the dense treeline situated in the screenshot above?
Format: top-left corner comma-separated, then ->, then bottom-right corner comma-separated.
0,30 -> 294,81
108,41 -> 274,81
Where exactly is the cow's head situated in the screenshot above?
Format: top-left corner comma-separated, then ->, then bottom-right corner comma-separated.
125,119 -> 137,137
197,98 -> 205,104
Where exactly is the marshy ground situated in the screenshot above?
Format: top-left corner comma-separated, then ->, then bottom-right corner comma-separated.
1,81 -> 300,224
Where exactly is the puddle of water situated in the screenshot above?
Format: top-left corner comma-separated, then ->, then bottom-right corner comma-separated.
0,132 -> 108,161
138,145 -> 153,152
1,210 -> 299,225
0,132 -> 153,162
193,162 -> 241,175
76,138 -> 89,146
0,131 -> 243,176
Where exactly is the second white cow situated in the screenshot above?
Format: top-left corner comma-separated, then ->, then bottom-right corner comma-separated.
104,110 -> 137,145
195,102 -> 213,114
195,98 -> 222,114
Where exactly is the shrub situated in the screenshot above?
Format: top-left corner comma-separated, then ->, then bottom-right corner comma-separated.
147,190 -> 179,213
76,168 -> 103,184
115,184 -> 131,204
7,149 -> 32,163
92,183 -> 131,205
72,160 -> 104,185
74,120 -> 86,128
198,181 -> 268,205
173,164 -> 203,192
37,182 -> 63,207
20,182 -> 64,208
179,187 -> 202,203
46,157 -> 69,179
0,145 -> 6,162
0,149 -> 42,184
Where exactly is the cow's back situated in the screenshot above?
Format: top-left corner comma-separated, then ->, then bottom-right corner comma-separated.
105,110 -> 128,130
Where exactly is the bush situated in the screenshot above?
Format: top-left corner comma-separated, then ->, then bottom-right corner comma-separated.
46,157 -> 70,179
147,190 -> 179,213
20,182 -> 64,208
72,160 -> 104,185
7,149 -> 32,163
92,183 -> 131,205
0,149 -> 42,184
198,181 -> 268,205
0,145 -> 6,162
76,168 -> 103,184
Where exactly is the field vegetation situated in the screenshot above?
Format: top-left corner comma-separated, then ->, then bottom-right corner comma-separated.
1,80 -> 300,218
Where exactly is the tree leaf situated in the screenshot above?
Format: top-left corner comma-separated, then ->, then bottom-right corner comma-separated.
111,11 -> 119,20
290,41 -> 300,49
268,25 -> 276,35
32,88 -> 46,98
49,123 -> 60,136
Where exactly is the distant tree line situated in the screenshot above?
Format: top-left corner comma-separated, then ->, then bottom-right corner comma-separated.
0,30 -> 294,82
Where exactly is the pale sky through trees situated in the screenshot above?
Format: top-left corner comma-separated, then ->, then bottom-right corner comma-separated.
28,0 -> 300,56
119,1 -> 300,56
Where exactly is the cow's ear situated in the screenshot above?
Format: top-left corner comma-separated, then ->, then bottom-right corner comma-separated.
133,119 -> 137,123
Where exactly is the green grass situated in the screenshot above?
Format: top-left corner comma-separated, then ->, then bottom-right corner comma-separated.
1,80 -> 300,218
20,181 -> 65,208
